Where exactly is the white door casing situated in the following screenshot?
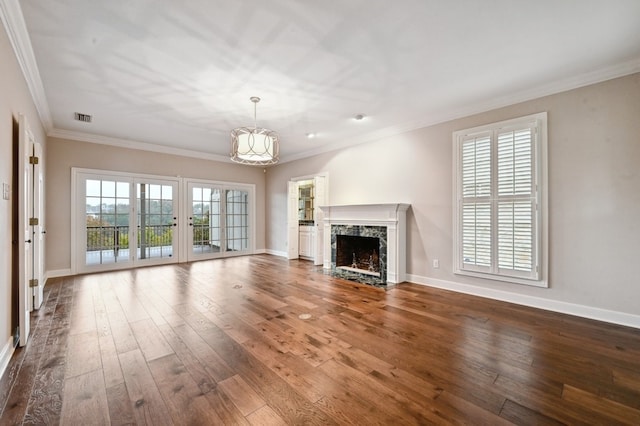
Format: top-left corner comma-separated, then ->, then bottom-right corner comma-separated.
287,180 -> 299,259
32,142 -> 45,309
313,175 -> 326,266
18,114 -> 33,346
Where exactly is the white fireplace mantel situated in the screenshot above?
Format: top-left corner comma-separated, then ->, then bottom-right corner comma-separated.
319,203 -> 410,284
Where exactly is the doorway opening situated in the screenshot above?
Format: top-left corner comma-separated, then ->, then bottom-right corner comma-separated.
11,117 -> 20,347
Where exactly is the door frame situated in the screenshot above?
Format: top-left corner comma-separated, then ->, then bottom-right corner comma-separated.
72,169 -> 181,274
32,141 -> 45,309
18,114 -> 34,346
181,178 -> 256,263
287,172 -> 329,265
71,169 -> 256,274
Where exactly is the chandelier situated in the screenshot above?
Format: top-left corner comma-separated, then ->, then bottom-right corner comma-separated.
230,97 -> 279,165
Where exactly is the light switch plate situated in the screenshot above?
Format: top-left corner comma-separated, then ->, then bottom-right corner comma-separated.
3,183 -> 10,200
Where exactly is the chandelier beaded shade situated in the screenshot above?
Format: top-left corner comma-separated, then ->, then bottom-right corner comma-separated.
230,97 -> 279,165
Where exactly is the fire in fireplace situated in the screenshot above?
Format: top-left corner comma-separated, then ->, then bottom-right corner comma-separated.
336,235 -> 381,277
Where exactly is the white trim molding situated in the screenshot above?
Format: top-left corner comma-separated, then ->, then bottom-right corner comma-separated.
0,337 -> 15,380
406,274 -> 640,330
45,269 -> 72,279
0,0 -> 53,130
265,249 -> 288,258
320,203 -> 410,284
49,129 -> 232,163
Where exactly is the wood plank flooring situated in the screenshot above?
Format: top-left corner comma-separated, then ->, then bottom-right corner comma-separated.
1,254 -> 639,425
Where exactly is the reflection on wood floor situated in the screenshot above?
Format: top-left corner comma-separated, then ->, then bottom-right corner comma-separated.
1,254 -> 639,424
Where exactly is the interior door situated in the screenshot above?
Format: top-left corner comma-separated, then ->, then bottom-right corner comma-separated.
135,180 -> 178,264
187,182 -> 222,261
31,142 -> 45,309
18,114 -> 33,346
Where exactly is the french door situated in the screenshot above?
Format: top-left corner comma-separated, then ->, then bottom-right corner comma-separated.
186,182 -> 251,261
73,170 -> 254,273
75,172 -> 179,273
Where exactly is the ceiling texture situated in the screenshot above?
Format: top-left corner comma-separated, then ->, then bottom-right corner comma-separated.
4,0 -> 640,163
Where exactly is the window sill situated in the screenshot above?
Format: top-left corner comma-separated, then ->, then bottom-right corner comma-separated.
454,269 -> 548,288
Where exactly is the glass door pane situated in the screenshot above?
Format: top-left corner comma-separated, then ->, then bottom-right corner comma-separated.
85,178 -> 131,266
136,181 -> 177,263
225,189 -> 249,253
188,183 -> 222,261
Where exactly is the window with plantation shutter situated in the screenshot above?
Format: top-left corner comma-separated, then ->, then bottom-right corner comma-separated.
453,113 -> 547,287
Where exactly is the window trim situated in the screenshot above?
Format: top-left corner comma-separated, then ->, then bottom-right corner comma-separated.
452,112 -> 548,288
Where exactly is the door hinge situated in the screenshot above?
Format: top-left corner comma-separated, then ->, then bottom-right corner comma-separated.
29,279 -> 39,288
29,217 -> 39,226
29,156 -> 39,165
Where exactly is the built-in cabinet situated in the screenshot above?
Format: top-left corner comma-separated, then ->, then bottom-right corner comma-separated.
298,183 -> 314,223
287,174 -> 327,265
298,180 -> 315,259
299,225 -> 315,259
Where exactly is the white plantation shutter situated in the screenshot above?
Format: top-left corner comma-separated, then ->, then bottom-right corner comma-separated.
462,202 -> 491,268
461,134 -> 492,271
454,113 -> 546,285
497,127 -> 536,276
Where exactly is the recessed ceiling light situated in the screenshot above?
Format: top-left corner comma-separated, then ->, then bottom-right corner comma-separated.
306,132 -> 316,139
354,114 -> 365,121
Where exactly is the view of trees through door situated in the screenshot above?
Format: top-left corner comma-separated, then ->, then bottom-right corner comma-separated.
187,183 -> 250,261
85,178 -> 132,266
136,181 -> 177,261
189,184 -> 221,258
74,170 -> 254,273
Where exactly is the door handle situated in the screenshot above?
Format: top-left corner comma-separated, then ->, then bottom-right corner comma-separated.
26,239 -> 32,243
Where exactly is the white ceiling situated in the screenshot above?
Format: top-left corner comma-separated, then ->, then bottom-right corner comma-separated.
10,0 -> 640,163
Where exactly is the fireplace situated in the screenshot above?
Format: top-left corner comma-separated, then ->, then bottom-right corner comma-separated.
336,235 -> 380,277
319,204 -> 410,287
331,225 -> 387,285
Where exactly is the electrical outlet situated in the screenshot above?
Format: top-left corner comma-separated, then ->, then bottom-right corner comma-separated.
2,183 -> 10,200
433,259 -> 439,269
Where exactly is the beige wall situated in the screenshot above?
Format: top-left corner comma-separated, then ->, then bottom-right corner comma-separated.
266,73 -> 640,318
0,22 -> 47,353
46,138 -> 266,272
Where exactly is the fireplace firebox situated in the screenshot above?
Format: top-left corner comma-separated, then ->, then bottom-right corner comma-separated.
336,235 -> 381,277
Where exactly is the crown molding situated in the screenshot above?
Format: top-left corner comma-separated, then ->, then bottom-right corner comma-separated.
0,0 -> 53,130
48,128 -> 233,163
279,58 -> 640,164
3,0 -> 639,165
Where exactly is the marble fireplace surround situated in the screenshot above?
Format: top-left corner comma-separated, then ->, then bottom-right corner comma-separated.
319,204 -> 410,285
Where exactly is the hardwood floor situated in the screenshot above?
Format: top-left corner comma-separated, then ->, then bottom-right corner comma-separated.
1,255 -> 639,425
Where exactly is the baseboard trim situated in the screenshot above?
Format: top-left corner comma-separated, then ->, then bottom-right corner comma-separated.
265,249 -> 288,258
406,274 -> 640,329
0,337 -> 15,380
46,269 -> 71,279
